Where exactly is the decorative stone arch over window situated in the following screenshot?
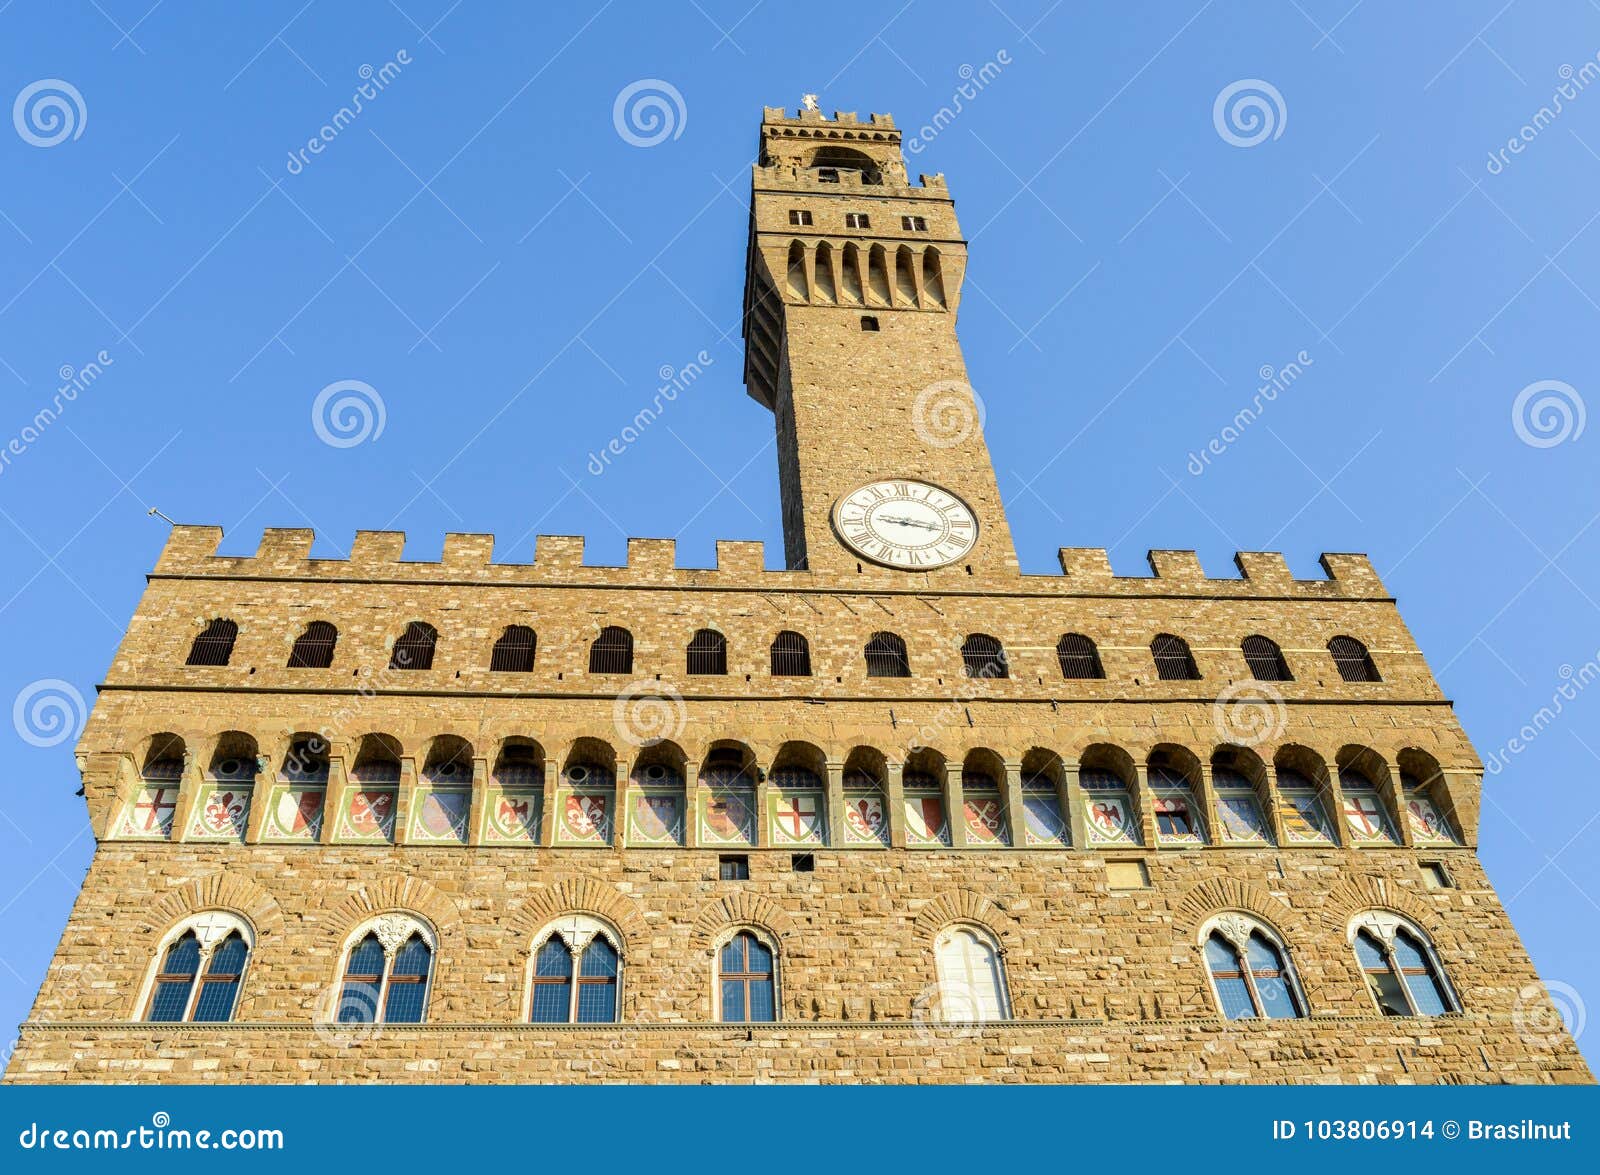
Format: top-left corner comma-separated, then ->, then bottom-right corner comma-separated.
1346,910 -> 1460,1017
692,893 -> 795,947
510,878 -> 647,947
326,875 -> 461,949
136,909 -> 255,1023
525,914 -> 625,1024
137,871 -> 284,945
1196,912 -> 1307,1020
910,891 -> 1021,954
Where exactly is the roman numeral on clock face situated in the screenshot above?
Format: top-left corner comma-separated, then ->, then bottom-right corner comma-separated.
832,479 -> 980,570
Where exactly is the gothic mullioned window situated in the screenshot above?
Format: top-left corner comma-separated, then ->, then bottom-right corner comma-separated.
1201,915 -> 1305,1020
527,916 -> 623,1024
287,620 -> 337,668
1350,913 -> 1456,1017
489,625 -> 536,672
864,631 -> 911,678
717,929 -> 777,1022
588,626 -> 633,674
1150,633 -> 1199,680
335,914 -> 435,1025
185,618 -> 238,666
389,621 -> 437,670
1056,633 -> 1104,680
1329,635 -> 1380,682
143,912 -> 253,1023
932,924 -> 1009,1022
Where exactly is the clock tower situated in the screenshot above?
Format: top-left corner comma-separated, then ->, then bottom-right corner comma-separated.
742,105 -> 1019,578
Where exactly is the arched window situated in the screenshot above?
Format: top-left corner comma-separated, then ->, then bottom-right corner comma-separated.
687,628 -> 727,675
588,626 -> 633,674
334,915 -> 435,1025
389,621 -> 437,670
1242,635 -> 1292,681
489,624 -> 536,672
287,620 -> 337,669
864,631 -> 910,678
1150,633 -> 1199,680
1350,914 -> 1456,1017
1329,636 -> 1380,682
1201,916 -> 1304,1020
961,633 -> 1008,679
185,618 -> 238,667
1057,633 -> 1104,680
770,630 -> 812,676
527,916 -> 622,1023
717,930 -> 777,1022
143,912 -> 253,1023
933,924 -> 1009,1022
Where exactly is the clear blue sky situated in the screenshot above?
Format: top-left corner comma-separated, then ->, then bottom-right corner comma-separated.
2,2 -> 1597,1061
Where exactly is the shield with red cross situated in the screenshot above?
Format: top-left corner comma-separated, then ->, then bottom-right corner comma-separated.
772,793 -> 822,845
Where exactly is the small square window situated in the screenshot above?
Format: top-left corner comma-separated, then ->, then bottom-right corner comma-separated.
845,212 -> 870,229
859,315 -> 879,331
791,852 -> 815,873
901,215 -> 928,231
1420,861 -> 1453,889
718,854 -> 749,881
1106,859 -> 1150,890
817,168 -> 839,183
788,209 -> 812,226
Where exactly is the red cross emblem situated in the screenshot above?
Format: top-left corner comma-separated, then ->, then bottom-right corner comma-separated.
1343,793 -> 1384,837
133,786 -> 176,832
774,794 -> 819,841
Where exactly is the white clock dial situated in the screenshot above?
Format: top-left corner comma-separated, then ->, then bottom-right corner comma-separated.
832,480 -> 980,569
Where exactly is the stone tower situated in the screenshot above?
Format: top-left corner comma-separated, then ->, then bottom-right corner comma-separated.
3,106 -> 1589,1085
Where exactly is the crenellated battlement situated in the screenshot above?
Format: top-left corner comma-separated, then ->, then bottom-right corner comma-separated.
151,525 -> 1389,599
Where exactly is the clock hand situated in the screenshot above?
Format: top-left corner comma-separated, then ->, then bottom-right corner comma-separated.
878,514 -> 939,531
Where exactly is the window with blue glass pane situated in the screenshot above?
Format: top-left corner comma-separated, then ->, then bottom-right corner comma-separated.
1246,933 -> 1301,1019
1394,931 -> 1451,1016
530,938 -> 575,1023
191,933 -> 247,1022
719,931 -> 776,1023
1354,930 -> 1411,1016
1204,935 -> 1255,1019
576,937 -> 619,1022
380,934 -> 432,1024
147,932 -> 200,1022
721,979 -> 745,1022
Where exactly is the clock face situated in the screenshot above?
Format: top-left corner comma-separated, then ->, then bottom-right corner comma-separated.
832,480 -> 979,569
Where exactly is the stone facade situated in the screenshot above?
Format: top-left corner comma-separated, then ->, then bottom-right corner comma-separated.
5,107 -> 1590,1084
